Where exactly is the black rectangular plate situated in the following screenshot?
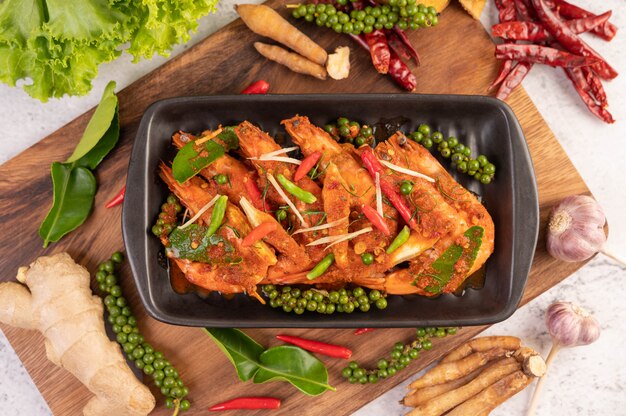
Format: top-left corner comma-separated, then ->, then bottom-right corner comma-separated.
122,94 -> 539,328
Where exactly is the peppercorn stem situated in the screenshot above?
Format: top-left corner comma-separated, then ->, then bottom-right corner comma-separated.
526,343 -> 560,416
172,400 -> 180,416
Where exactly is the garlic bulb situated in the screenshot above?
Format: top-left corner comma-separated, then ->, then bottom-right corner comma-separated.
545,301 -> 601,348
546,195 -> 606,262
527,301 -> 601,416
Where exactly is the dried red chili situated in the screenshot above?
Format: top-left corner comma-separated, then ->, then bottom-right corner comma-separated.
564,67 -> 614,123
554,0 -> 617,41
581,67 -> 607,107
364,30 -> 391,74
354,328 -> 376,335
392,28 -> 420,64
531,0 -> 617,80
276,334 -> 353,359
492,12 -> 611,42
496,62 -> 533,101
209,397 -> 281,411
495,44 -> 598,68
105,185 -> 125,208
388,50 -> 417,92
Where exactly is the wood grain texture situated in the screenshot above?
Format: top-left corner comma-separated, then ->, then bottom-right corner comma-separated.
0,2 -> 592,415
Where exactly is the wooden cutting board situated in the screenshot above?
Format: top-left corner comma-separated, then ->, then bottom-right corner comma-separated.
0,2 -> 593,415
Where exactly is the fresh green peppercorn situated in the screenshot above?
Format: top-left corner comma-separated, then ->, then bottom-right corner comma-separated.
422,137 -> 433,148
400,180 -> 413,195
361,252 -> 374,265
375,298 -> 388,309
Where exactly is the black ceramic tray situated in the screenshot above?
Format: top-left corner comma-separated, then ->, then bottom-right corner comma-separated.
122,94 -> 539,328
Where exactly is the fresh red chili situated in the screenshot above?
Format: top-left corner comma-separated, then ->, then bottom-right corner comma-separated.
495,44 -> 598,68
209,397 -> 281,411
240,80 -> 270,95
364,30 -> 391,74
105,185 -> 125,208
294,151 -> 322,181
242,222 -> 277,247
392,28 -> 420,64
361,204 -> 391,236
354,328 -> 376,335
531,0 -> 617,80
276,334 -> 352,359
359,147 -> 418,230
496,62 -> 533,101
554,0 -> 617,41
493,12 -> 612,42
564,67 -> 614,124
244,176 -> 264,211
388,50 -> 416,92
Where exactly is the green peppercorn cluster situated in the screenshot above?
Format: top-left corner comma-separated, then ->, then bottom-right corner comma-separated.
324,117 -> 374,147
262,285 -> 388,314
96,253 -> 191,412
341,327 -> 458,384
292,1 -> 439,35
409,124 -> 496,184
151,194 -> 182,237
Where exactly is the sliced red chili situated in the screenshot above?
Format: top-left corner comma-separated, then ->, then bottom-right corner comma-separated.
244,176 -> 264,210
209,397 -> 281,411
361,204 -> 391,236
354,328 -> 376,335
105,185 -> 125,208
276,334 -> 352,359
294,151 -> 322,182
242,222 -> 277,247
240,80 -> 270,95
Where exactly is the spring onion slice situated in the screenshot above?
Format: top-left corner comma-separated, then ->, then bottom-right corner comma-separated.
380,160 -> 435,183
291,216 -> 349,235
267,173 -> 307,226
239,196 -> 261,227
194,128 -> 223,145
177,194 -> 221,229
307,227 -> 373,249
375,172 -> 383,217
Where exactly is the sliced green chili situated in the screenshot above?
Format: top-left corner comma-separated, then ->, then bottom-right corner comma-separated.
306,253 -> 335,280
276,173 -> 317,204
386,225 -> 410,254
206,195 -> 228,237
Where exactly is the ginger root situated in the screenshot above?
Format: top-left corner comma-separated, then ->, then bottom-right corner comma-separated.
0,253 -> 155,416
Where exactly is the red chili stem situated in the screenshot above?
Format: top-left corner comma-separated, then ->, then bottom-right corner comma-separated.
564,67 -> 614,123
209,397 -> 281,411
531,0 -> 617,80
105,185 -> 125,208
240,80 -> 270,95
294,151 -> 322,182
276,335 -> 352,359
354,328 -> 376,335
361,204 -> 391,236
364,30 -> 391,74
496,62 -> 533,101
388,50 -> 417,92
391,28 -> 420,64
244,177 -> 264,211
494,44 -> 598,68
554,0 -> 617,41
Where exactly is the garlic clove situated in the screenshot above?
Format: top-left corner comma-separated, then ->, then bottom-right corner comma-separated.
326,46 -> 350,80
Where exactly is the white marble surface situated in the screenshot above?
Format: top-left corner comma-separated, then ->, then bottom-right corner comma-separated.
1,1 -> 625,415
